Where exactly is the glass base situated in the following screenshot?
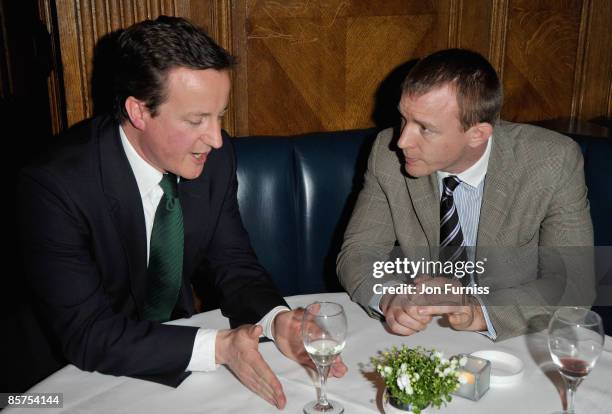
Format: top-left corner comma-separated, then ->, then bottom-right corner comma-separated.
303,400 -> 344,414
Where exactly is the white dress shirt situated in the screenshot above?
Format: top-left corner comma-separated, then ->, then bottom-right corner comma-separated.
119,126 -> 290,372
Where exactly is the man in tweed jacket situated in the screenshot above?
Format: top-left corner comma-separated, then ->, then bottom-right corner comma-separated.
337,49 -> 594,341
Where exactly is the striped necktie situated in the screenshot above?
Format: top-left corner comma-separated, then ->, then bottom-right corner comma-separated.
440,175 -> 469,285
143,173 -> 184,322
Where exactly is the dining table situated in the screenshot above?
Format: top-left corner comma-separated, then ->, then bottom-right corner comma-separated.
5,292 -> 611,413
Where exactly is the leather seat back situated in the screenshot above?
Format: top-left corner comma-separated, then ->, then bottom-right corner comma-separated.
234,129 -> 378,295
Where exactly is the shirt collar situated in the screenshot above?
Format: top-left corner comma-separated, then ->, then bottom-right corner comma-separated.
437,135 -> 493,188
119,125 -> 163,197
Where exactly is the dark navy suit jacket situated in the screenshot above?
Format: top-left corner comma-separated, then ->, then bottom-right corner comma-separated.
18,115 -> 287,386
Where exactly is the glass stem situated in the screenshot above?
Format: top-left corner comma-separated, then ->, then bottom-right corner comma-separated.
317,364 -> 332,407
563,376 -> 583,413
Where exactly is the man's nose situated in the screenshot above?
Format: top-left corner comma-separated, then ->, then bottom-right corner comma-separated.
397,123 -> 418,149
204,119 -> 223,149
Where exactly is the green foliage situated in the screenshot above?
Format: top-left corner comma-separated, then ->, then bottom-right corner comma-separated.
372,346 -> 462,413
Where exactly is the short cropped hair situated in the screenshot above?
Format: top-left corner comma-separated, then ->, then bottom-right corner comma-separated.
113,16 -> 235,123
401,48 -> 502,130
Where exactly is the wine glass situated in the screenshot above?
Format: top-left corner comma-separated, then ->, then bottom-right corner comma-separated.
548,307 -> 605,413
302,301 -> 347,414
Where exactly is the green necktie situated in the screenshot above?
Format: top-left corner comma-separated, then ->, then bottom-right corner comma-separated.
143,173 -> 184,322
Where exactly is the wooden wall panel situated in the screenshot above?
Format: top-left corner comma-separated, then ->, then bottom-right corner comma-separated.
454,0 -> 493,57
345,13 -> 442,128
573,0 -> 612,120
39,0 -> 66,134
55,0 -> 191,128
233,0 -> 454,135
48,0 -> 612,135
501,0 -> 584,122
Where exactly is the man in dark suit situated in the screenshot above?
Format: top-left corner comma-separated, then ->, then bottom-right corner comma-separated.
19,16 -> 345,409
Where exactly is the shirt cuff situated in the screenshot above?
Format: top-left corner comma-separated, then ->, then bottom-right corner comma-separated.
368,280 -> 406,316
186,328 -> 219,372
258,306 -> 291,341
473,295 -> 497,340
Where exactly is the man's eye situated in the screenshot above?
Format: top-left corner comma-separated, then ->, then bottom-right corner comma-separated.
420,125 -> 431,134
188,120 -> 202,126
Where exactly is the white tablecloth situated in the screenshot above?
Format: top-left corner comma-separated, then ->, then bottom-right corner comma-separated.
9,293 -> 612,413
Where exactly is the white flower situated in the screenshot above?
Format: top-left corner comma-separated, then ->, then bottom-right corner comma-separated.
459,356 -> 468,367
384,366 -> 393,375
443,367 -> 452,376
434,351 -> 444,360
406,384 -> 414,395
397,374 -> 410,391
413,372 -> 420,381
440,357 -> 449,365
400,363 -> 408,372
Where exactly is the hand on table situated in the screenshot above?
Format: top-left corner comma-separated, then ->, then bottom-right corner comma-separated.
417,298 -> 487,332
414,276 -> 487,332
215,325 -> 286,409
273,309 -> 348,378
380,286 -> 433,336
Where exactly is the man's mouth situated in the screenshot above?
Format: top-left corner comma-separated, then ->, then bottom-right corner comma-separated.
192,151 -> 209,164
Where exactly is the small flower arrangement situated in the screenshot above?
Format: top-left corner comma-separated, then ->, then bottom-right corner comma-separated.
372,346 -> 466,413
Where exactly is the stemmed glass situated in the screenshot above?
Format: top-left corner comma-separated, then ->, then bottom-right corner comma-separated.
302,302 -> 347,414
548,307 -> 605,413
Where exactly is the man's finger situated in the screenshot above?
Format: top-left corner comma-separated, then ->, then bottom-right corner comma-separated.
307,302 -> 321,316
417,305 -> 464,315
233,361 -> 278,407
251,353 -> 286,409
395,310 -> 429,331
447,311 -> 473,330
249,324 -> 264,338
330,356 -> 348,377
385,312 -> 417,336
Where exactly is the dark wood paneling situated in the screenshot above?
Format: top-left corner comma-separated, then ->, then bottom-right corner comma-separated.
455,0 -> 493,59
48,0 -> 612,135
501,0 -> 584,122
573,0 -> 612,120
55,0 -> 191,128
236,0 -> 453,135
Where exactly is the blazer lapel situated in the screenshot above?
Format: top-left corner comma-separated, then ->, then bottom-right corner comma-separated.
97,117 -> 148,313
404,174 -> 440,247
178,174 -> 211,287
478,124 -> 519,246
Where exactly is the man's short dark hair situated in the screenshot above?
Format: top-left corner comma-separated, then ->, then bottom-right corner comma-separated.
113,16 -> 235,123
401,48 -> 503,130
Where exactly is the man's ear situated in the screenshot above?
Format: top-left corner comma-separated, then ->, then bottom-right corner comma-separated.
124,96 -> 147,130
467,122 -> 493,148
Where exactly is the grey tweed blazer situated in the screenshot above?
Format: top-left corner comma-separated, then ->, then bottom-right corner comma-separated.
337,121 -> 595,341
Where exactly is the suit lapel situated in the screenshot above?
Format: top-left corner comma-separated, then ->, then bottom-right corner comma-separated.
178,174 -> 211,288
478,123 -> 519,246
98,117 -> 148,313
404,174 -> 440,246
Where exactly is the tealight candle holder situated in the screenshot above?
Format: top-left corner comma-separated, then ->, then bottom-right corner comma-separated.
452,353 -> 490,401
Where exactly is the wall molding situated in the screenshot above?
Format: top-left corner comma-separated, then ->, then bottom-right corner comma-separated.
489,0 -> 509,80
